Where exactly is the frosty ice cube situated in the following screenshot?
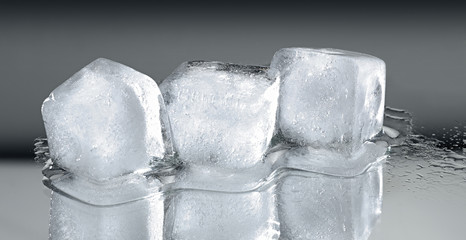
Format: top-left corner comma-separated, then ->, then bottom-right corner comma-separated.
159,61 -> 279,169
41,58 -> 172,180
270,48 -> 386,152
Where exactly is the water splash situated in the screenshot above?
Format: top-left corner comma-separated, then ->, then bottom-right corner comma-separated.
381,107 -> 466,194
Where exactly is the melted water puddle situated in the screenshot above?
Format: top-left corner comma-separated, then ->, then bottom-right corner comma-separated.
382,107 -> 466,192
369,107 -> 466,240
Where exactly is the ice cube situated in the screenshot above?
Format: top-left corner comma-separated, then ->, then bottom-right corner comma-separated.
41,58 -> 171,180
270,48 -> 386,152
275,144 -> 385,240
159,61 -> 279,169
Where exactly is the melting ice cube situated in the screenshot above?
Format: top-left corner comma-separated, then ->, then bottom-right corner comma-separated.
41,58 -> 171,180
160,61 -> 279,169
270,48 -> 386,153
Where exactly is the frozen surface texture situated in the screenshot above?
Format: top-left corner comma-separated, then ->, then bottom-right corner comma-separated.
160,61 -> 279,169
270,48 -> 386,153
42,58 -> 171,180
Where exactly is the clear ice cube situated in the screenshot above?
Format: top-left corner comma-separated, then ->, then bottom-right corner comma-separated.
270,48 -> 386,152
159,61 -> 279,169
41,58 -> 171,180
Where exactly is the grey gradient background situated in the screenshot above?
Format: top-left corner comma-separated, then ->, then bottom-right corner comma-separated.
0,2 -> 465,240
1,3 -> 465,158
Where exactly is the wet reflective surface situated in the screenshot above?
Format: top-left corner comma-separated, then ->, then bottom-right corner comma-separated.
369,108 -> 466,240
1,108 -> 466,239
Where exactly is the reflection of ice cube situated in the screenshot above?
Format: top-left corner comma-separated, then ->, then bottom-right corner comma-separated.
50,192 -> 164,240
270,48 -> 386,152
276,144 -> 384,240
163,190 -> 279,240
41,58 -> 171,180
47,170 -> 165,240
160,61 -> 279,169
162,152 -> 281,240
